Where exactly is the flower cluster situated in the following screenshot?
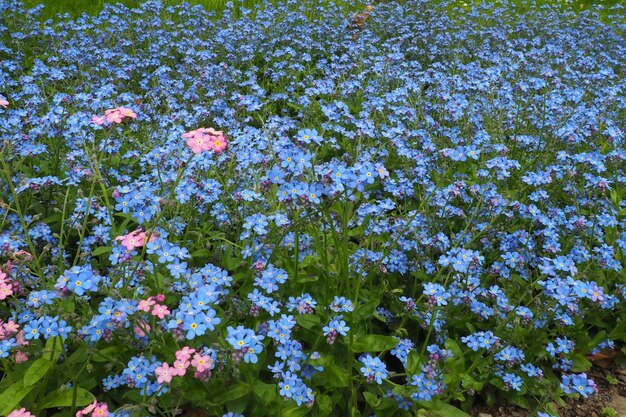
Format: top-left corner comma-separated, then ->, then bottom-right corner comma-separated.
560,373 -> 598,398
359,354 -> 388,384
155,346 -> 217,383
91,107 -> 137,125
0,267 -> 14,300
184,128 -> 228,154
76,401 -> 110,417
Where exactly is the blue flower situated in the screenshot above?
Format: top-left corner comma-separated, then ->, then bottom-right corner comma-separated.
561,373 -> 597,398
359,355 -> 388,384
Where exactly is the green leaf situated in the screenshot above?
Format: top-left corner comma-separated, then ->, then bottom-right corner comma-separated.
283,406 -> 310,417
586,331 -> 607,351
295,314 -> 320,330
610,188 -> 621,208
44,336 -> 64,362
608,318 -> 626,341
348,215 -> 371,237
222,244 -> 240,270
0,380 -> 35,416
323,361 -> 349,388
445,338 -> 465,372
24,357 -> 53,386
606,375 -> 619,385
41,387 -> 95,408
91,346 -> 124,362
315,394 -> 333,417
66,345 -> 88,366
571,354 -> 592,372
406,350 -> 420,375
503,390 -> 529,409
298,254 -> 320,269
43,213 -> 63,224
433,403 -> 472,417
353,299 -> 379,320
352,334 -> 399,352
484,388 -> 496,406
295,273 -> 319,284
222,383 -> 250,402
462,374 -> 484,391
123,388 -> 147,404
112,214 -> 134,235
225,396 -> 250,414
252,381 -> 277,405
191,249 -> 212,259
63,298 -> 75,313
364,391 -> 401,415
543,403 -> 560,417
282,406 -> 311,417
91,246 -> 111,256
363,392 -> 381,408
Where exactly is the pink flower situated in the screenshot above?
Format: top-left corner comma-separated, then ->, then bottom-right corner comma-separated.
172,359 -> 190,376
137,298 -> 155,312
76,401 -> 97,417
133,321 -> 150,337
14,351 -> 28,364
184,127 -> 227,154
0,282 -> 13,300
91,115 -> 105,125
151,304 -> 170,319
8,408 -> 35,417
16,330 -> 28,346
13,250 -> 34,261
121,231 -> 146,250
182,129 -> 197,138
116,229 -> 151,251
155,362 -> 173,384
91,404 -> 108,417
4,320 -> 19,335
0,99 -> 9,108
208,134 -> 228,154
191,353 -> 213,373
105,109 -> 124,124
93,107 -> 137,126
175,346 -> 195,362
186,134 -> 211,154
118,107 -> 137,119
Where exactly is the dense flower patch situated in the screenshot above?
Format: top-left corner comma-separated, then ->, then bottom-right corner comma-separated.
0,0 -> 625,416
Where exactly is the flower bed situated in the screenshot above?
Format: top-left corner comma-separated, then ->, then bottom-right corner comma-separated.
0,1 -> 625,416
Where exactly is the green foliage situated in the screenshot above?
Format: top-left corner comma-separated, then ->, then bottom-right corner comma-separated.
0,337 -> 87,417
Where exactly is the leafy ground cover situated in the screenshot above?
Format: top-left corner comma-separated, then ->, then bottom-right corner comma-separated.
0,0 -> 625,417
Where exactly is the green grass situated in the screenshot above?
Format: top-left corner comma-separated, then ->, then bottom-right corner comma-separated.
23,0 -> 625,22
22,0 -> 283,20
